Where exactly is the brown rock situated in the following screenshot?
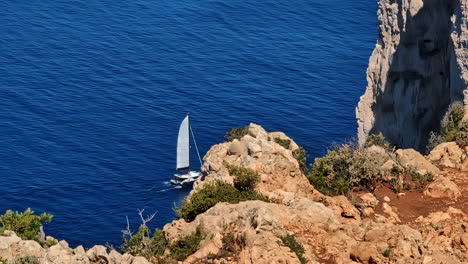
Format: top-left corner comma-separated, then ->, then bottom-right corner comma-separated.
358,193 -> 379,208
424,176 -> 461,199
395,149 -> 440,175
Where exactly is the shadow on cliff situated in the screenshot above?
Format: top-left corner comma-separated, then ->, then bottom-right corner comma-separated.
369,0 -> 464,152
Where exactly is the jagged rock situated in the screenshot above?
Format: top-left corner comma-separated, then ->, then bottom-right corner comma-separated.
382,202 -> 401,223
195,123 -> 323,204
356,0 -> 468,151
424,176 -> 461,199
108,250 -> 123,264
164,200 -> 339,263
132,256 -> 151,264
228,139 -> 248,156
364,145 -> 392,166
86,245 -> 109,263
395,149 -> 440,175
358,193 -> 379,208
323,196 -> 361,223
268,132 -> 299,151
427,142 -> 467,170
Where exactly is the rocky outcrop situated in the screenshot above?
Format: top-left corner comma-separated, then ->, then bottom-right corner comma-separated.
356,0 -> 468,151
194,124 -> 323,203
427,141 -> 468,169
0,231 -> 150,264
163,125 -> 467,264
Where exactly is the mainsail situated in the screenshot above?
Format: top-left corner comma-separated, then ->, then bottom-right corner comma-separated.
176,115 -> 190,170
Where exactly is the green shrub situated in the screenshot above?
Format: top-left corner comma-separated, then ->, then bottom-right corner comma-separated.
45,238 -> 57,247
205,230 -> 245,260
365,133 -> 392,151
382,248 -> 391,258
293,147 -> 308,174
274,138 -> 291,149
176,181 -> 271,222
441,101 -> 465,142
455,121 -> 468,148
225,127 -> 255,142
0,209 -> 53,242
225,163 -> 260,192
121,226 -> 168,260
168,228 -> 204,261
10,257 -> 39,264
307,145 -> 382,196
388,166 -> 433,192
278,234 -> 307,264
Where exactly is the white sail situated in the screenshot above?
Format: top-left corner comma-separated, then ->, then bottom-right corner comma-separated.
176,115 -> 190,170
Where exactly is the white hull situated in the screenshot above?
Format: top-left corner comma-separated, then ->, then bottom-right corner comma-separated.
171,171 -> 202,186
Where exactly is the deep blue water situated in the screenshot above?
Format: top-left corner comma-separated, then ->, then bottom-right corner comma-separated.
0,0 -> 377,248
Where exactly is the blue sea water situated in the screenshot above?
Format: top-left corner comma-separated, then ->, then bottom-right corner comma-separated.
0,0 -> 377,247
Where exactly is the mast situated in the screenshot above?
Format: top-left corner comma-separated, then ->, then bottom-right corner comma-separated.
190,120 -> 203,167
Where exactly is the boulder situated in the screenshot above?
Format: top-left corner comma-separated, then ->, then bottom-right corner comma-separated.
358,193 -> 379,208
228,140 -> 248,156
427,142 -> 467,169
424,176 -> 461,199
395,149 -> 440,175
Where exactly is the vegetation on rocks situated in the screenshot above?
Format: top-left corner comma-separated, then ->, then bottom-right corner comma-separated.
441,101 -> 465,142
427,101 -> 466,151
278,234 -> 307,264
225,163 -> 260,192
168,227 -> 204,261
122,221 -> 205,263
225,126 -> 255,142
176,180 -> 271,222
455,121 -> 468,148
293,147 -> 308,174
9,257 -> 39,264
0,209 -> 52,243
307,145 -> 382,196
274,138 -> 291,149
365,132 -> 393,151
389,166 -> 434,192
121,225 -> 167,260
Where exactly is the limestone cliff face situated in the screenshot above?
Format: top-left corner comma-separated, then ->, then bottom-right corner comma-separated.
357,0 -> 468,151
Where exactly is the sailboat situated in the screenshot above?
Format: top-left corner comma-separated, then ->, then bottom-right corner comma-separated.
170,115 -> 203,186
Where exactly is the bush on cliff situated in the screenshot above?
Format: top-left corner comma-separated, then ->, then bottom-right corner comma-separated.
278,234 -> 307,264
293,147 -> 308,174
225,163 -> 260,192
274,138 -> 291,149
455,121 -> 468,148
176,180 -> 271,222
225,126 -> 255,142
365,133 -> 393,151
122,224 -> 206,262
441,101 -> 465,142
121,226 -> 167,260
168,227 -> 205,261
0,209 -> 53,242
10,256 -> 39,264
307,145 -> 382,196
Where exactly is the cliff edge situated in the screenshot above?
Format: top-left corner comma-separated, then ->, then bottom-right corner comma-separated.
356,0 -> 468,151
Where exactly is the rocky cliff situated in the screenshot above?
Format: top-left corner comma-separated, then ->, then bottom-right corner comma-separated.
162,124 -> 468,264
356,0 -> 468,151
1,124 -> 467,263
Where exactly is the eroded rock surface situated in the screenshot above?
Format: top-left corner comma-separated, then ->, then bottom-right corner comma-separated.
0,231 -> 150,264
356,0 -> 468,151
